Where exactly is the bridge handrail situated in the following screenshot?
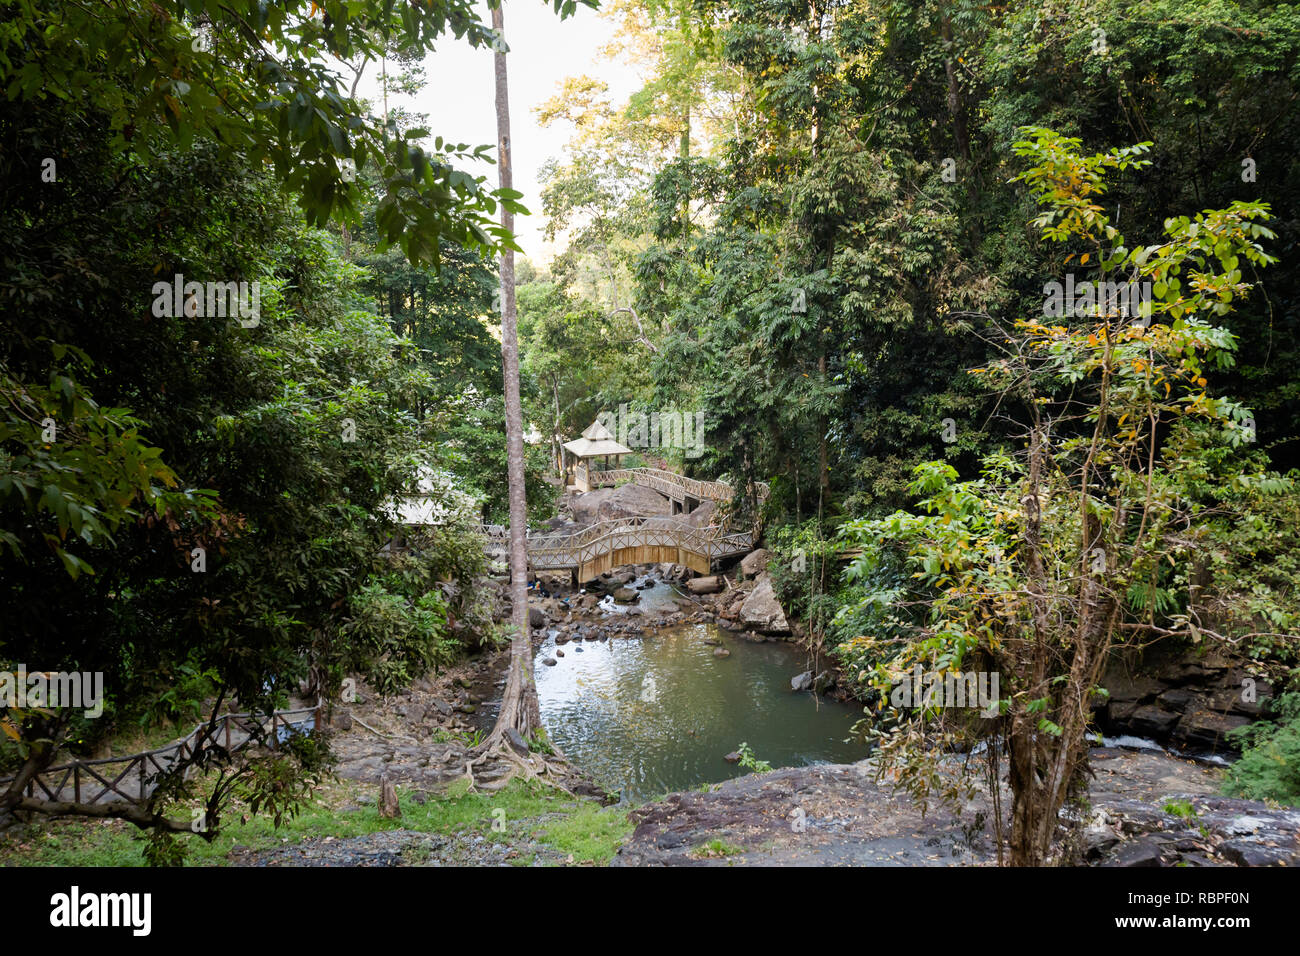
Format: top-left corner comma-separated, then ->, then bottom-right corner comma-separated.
599,467 -> 769,504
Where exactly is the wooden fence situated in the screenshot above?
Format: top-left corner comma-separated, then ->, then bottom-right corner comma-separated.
1,701 -> 323,807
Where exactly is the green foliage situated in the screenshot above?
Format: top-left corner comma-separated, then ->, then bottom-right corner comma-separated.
528,727 -> 556,755
0,0 -> 598,266
137,661 -> 219,730
238,730 -> 335,830
734,741 -> 770,773
0,78 -> 508,839
768,520 -> 850,643
0,346 -> 218,579
141,829 -> 188,869
343,577 -> 452,696
1224,693 -> 1300,808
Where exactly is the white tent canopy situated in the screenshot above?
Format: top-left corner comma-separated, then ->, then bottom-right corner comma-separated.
561,419 -> 632,459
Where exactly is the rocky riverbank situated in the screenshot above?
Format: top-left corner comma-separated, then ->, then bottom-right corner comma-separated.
613,747 -> 1300,867
308,650 -> 1297,868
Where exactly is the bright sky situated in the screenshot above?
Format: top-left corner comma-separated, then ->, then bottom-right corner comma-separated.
359,1 -> 640,264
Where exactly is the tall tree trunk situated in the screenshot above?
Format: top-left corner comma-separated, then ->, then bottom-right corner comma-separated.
939,9 -> 970,163
551,374 -> 561,476
486,1 -> 540,744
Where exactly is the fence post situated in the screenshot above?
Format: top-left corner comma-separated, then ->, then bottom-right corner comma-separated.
74,765 -> 80,804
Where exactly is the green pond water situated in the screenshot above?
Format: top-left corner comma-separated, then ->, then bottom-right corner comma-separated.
533,621 -> 869,801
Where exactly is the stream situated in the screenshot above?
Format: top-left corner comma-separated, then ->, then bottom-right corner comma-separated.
533,612 -> 868,800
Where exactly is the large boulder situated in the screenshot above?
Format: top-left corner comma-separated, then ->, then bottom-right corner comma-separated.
681,499 -> 718,528
569,483 -> 672,524
1173,711 -> 1252,751
740,548 -> 772,579
740,574 -> 790,633
1128,705 -> 1180,738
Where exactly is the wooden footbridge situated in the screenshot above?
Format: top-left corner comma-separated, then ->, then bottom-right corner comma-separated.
482,467 -> 768,581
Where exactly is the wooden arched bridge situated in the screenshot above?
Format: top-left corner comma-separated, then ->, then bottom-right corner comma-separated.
482,467 -> 769,581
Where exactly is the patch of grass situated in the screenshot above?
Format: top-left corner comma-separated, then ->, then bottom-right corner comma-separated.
427,727 -> 485,748
0,778 -> 388,867
1163,799 -> 1198,819
391,779 -> 631,864
692,838 -> 744,859
0,776 -> 634,867
530,799 -> 631,863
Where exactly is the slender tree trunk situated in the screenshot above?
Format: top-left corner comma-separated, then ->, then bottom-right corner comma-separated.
552,374 -> 561,476
939,9 -> 970,163
487,1 -> 540,743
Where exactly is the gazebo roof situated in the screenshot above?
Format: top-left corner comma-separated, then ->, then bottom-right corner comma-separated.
562,419 -> 632,458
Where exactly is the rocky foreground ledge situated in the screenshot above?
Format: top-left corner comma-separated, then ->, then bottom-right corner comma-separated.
613,748 -> 1300,867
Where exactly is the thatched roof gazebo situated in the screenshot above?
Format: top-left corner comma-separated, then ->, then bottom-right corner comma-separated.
561,419 -> 632,492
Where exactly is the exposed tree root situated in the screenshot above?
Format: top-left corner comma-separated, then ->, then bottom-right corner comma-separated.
352,715 -> 404,740
461,738 -> 578,796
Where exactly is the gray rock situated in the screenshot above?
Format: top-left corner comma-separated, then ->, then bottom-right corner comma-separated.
740,548 -> 772,578
504,727 -> 531,757
1156,688 -> 1196,712
739,574 -> 791,633
1108,838 -> 1166,867
1175,712 -> 1252,750
1104,674 -> 1166,705
569,484 -> 673,524
1129,705 -> 1180,738
542,657 -> 557,666
1219,840 -> 1294,867
792,671 -> 814,692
